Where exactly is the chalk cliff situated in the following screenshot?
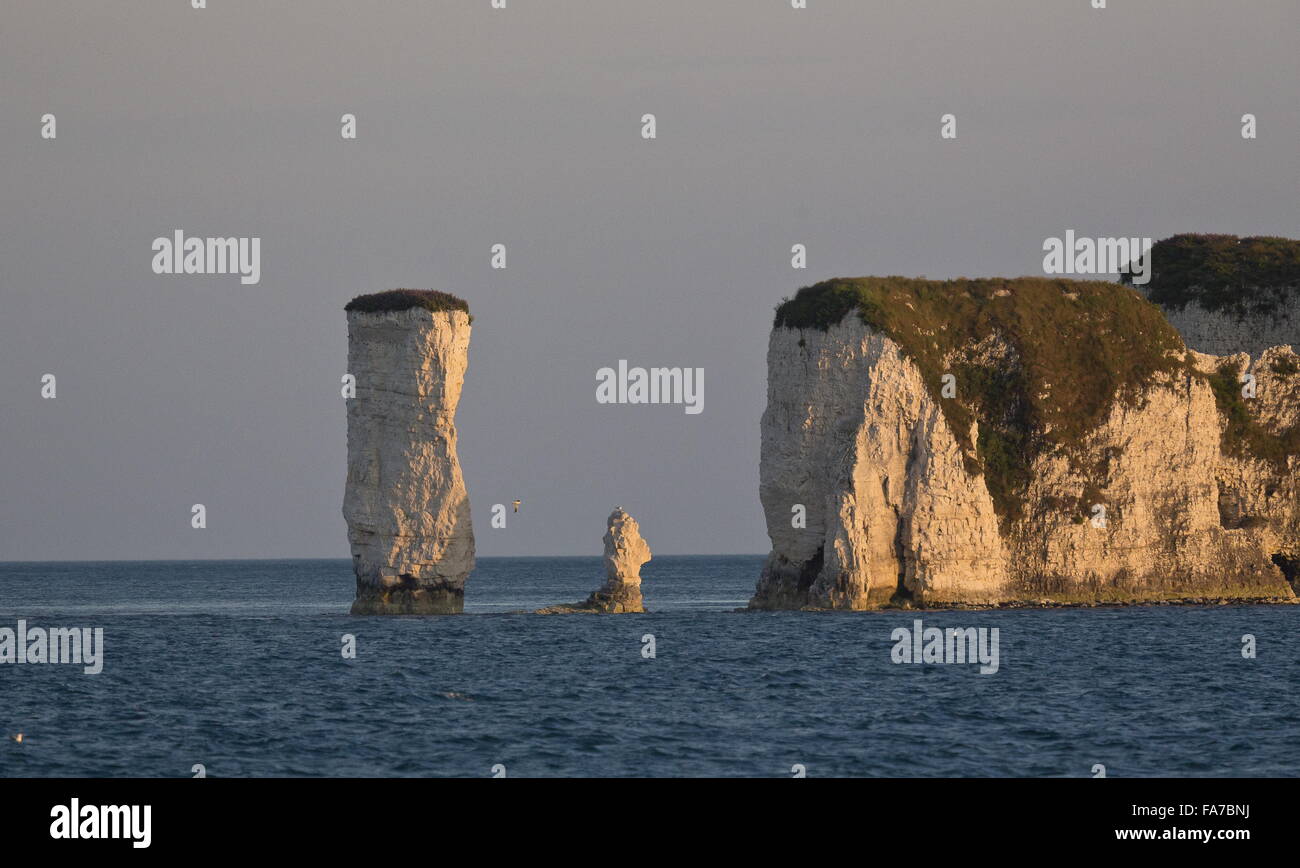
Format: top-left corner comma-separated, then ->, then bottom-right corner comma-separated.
1128,234 -> 1300,358
538,509 -> 651,614
752,277 -> 1299,609
343,290 -> 475,615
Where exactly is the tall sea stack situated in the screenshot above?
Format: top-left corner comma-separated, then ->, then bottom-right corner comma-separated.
343,290 -> 475,615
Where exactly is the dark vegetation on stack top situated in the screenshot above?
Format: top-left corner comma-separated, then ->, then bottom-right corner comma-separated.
1122,234 -> 1300,315
774,277 -> 1190,523
345,289 -> 471,319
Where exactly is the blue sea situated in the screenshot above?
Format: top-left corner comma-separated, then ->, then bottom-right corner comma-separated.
0,557 -> 1297,777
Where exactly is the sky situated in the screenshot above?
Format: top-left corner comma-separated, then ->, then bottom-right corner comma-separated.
1,0 -> 1296,560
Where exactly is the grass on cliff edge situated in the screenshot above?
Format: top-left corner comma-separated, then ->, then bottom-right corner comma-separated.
345,289 -> 471,321
1121,233 -> 1300,315
774,276 -> 1190,524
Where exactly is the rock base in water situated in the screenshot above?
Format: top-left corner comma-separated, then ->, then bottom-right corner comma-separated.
349,583 -> 464,615
536,589 -> 643,615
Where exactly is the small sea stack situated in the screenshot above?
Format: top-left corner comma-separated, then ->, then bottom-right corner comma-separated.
539,509 -> 651,614
343,290 -> 475,615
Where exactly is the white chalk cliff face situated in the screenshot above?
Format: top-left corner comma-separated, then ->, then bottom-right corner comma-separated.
752,315 -> 1299,609
1139,294 -> 1299,360
344,305 -> 475,614
1212,346 -> 1300,591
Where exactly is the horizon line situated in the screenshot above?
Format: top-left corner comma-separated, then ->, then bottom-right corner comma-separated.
0,552 -> 769,565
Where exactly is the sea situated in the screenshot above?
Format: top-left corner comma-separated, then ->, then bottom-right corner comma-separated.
1,556 -> 1297,777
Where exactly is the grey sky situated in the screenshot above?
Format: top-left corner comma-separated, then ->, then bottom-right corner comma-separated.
1,0 -> 1296,560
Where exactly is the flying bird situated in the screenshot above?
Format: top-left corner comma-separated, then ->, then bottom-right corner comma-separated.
12,734 -> 23,744
512,499 -> 521,513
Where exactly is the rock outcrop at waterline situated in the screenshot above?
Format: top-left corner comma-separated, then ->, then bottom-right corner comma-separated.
751,277 -> 1300,610
1126,234 -> 1300,359
538,509 -> 651,613
343,290 -> 475,615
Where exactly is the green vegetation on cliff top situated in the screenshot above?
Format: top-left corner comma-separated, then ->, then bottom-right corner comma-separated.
774,276 -> 1190,523
1207,361 -> 1300,467
776,276 -> 1299,523
345,289 -> 470,317
1121,234 -> 1300,315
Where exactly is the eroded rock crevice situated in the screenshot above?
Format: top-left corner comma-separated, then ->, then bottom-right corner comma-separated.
1272,554 -> 1300,592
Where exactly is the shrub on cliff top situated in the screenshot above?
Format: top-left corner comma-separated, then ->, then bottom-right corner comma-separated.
345,289 -> 471,318
775,276 -> 1189,523
1121,234 -> 1300,315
